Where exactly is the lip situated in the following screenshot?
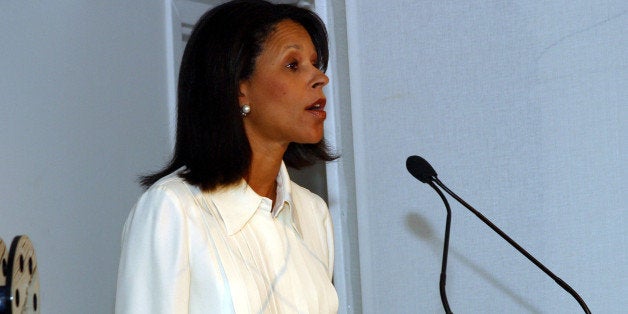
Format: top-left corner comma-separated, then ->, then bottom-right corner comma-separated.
305,98 -> 327,119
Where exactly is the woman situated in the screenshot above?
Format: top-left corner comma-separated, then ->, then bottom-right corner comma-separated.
115,1 -> 338,313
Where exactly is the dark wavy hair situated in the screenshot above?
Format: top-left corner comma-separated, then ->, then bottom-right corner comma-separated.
141,0 -> 336,191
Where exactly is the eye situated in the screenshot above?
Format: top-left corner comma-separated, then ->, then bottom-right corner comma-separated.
286,61 -> 298,71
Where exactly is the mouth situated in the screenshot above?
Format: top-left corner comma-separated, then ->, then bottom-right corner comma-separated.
306,98 -> 326,111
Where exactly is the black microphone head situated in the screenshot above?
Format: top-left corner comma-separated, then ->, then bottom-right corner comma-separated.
406,155 -> 437,183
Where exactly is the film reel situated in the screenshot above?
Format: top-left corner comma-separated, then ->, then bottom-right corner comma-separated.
0,236 -> 40,314
1,238 -> 9,313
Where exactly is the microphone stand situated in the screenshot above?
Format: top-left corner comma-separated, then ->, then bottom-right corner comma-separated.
427,181 -> 453,314
431,176 -> 591,314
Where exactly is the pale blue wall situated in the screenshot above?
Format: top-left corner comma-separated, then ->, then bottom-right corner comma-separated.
344,1 -> 626,312
0,1 -> 170,312
2,1 -> 625,313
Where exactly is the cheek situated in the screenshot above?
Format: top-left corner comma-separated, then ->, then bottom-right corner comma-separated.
268,80 -> 289,97
249,74 -> 298,107
258,80 -> 293,107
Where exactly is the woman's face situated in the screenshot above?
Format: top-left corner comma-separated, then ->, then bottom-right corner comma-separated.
239,20 -> 329,150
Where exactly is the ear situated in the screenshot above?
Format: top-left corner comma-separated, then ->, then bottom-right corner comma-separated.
238,80 -> 250,106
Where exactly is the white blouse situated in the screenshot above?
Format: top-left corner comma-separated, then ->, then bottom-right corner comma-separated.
115,163 -> 338,313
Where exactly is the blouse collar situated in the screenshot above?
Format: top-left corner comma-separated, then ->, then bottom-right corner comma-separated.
209,162 -> 299,237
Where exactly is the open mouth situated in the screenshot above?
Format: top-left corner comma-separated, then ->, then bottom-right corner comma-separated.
306,99 -> 326,111
307,103 -> 323,110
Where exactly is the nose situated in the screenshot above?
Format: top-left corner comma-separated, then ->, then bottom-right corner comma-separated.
311,70 -> 329,89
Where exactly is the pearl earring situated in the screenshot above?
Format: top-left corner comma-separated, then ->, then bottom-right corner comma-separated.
240,104 -> 251,117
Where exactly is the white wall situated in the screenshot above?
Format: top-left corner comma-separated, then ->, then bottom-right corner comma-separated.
3,1 -> 626,313
320,0 -> 362,313
0,1 -> 170,312
344,1 -> 626,313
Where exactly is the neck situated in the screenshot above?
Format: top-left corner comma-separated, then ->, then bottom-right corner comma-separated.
245,141 -> 287,202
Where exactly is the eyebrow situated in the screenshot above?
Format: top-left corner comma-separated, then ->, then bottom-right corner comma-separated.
284,44 -> 303,50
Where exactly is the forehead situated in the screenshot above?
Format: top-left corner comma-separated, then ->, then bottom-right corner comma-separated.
262,20 -> 314,52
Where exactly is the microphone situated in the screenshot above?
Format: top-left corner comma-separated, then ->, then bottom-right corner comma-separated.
406,155 -> 453,313
406,155 -> 591,314
406,155 -> 437,183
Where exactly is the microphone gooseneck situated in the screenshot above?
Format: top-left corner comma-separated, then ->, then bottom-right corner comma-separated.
406,155 -> 591,314
406,155 -> 452,313
428,181 -> 453,314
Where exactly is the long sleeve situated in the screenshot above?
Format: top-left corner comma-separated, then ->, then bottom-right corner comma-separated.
116,169 -> 338,313
115,186 -> 191,314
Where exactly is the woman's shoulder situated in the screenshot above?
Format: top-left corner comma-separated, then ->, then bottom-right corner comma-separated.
289,179 -> 334,275
137,168 -> 201,210
289,180 -> 329,218
290,180 -> 325,202
124,169 -> 210,235
147,167 -> 201,194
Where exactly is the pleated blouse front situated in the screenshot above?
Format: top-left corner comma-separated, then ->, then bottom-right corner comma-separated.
115,163 -> 338,313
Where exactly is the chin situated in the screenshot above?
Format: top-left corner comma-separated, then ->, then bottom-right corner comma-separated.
310,133 -> 325,144
297,135 -> 323,145
299,139 -> 322,145
295,129 -> 324,144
